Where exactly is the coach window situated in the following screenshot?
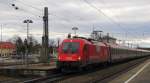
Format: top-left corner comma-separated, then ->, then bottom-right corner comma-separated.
111,48 -> 115,55
115,48 -> 118,56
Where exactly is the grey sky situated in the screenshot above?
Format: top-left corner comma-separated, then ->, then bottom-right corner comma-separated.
0,0 -> 150,47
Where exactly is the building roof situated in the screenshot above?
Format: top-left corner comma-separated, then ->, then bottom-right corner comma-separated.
0,42 -> 15,49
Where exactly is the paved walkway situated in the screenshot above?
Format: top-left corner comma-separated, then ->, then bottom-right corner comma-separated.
0,62 -> 56,70
109,59 -> 150,83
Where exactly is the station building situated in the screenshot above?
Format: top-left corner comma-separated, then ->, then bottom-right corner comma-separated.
0,42 -> 16,57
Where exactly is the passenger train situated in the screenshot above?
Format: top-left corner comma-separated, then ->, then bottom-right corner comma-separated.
56,36 -> 150,70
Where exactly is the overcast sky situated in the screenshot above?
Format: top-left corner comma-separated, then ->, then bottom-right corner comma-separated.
0,0 -> 150,47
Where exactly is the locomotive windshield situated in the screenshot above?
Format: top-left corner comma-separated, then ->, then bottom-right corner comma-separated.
62,42 -> 79,53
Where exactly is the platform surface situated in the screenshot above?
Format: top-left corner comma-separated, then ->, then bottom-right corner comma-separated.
109,59 -> 150,83
0,62 -> 56,71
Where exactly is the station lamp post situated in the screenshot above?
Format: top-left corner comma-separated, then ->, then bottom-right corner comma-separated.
0,25 -> 2,58
1,25 -> 2,42
72,27 -> 78,36
0,24 -> 7,59
23,19 -> 33,66
23,19 -> 33,41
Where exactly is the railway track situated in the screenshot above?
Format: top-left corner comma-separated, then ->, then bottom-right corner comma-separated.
0,75 -> 22,83
0,74 -> 44,83
59,57 -> 149,83
23,73 -> 63,83
22,56 -> 149,83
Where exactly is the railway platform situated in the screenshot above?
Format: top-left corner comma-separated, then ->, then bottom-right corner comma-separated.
109,58 -> 150,83
0,62 -> 57,76
0,63 -> 56,70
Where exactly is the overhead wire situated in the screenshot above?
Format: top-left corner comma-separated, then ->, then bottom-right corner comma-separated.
13,0 -> 74,25
3,1 -> 43,37
14,0 -> 65,18
12,0 -> 43,19
12,0 -> 91,37
16,0 -> 42,12
100,0 -> 148,42
82,0 -> 141,42
43,0 -> 50,5
83,0 -> 141,46
83,0 -> 126,30
99,0 -> 132,31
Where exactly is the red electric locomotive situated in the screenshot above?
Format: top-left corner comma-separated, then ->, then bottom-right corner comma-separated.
57,37 -> 110,70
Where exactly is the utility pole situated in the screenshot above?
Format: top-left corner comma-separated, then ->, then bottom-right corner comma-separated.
1,25 -> 2,42
41,7 -> 49,63
107,33 -> 109,43
0,25 -> 2,58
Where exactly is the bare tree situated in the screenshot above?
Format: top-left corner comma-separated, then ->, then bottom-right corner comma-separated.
7,35 -> 20,43
26,35 -> 40,54
49,39 -> 55,47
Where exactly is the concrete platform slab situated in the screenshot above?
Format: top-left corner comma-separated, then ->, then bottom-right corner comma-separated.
109,59 -> 150,83
0,62 -> 56,71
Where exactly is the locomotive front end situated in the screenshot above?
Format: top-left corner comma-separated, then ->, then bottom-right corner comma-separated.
57,40 -> 83,70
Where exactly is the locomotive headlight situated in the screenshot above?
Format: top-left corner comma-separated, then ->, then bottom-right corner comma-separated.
58,56 -> 61,60
78,56 -> 81,60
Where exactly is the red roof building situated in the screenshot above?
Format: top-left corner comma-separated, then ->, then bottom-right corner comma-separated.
0,42 -> 15,49
0,42 -> 16,57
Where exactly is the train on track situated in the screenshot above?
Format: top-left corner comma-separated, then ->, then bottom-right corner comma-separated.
56,35 -> 150,71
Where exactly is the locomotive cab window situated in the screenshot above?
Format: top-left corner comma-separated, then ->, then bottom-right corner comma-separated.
62,42 -> 79,54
